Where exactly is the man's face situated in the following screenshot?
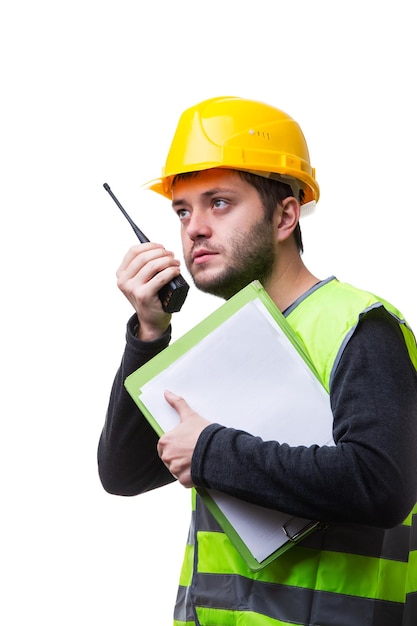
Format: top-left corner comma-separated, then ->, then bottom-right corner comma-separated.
171,169 -> 277,299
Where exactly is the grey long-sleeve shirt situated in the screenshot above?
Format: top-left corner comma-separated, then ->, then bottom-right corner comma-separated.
98,306 -> 417,528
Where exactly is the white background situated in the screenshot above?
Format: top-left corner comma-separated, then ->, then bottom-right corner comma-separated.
1,1 -> 416,624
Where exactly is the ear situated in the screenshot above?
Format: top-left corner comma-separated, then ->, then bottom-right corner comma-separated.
276,197 -> 300,243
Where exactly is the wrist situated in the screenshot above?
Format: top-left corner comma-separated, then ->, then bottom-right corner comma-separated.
136,319 -> 171,342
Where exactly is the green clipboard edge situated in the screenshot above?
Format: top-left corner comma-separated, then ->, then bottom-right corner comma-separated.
124,280 -> 327,571
196,488 -> 321,571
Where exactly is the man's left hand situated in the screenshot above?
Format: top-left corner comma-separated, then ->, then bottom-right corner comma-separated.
157,390 -> 211,487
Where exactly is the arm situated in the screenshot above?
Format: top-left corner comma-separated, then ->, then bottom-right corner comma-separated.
190,308 -> 417,527
98,315 -> 175,495
98,242 -> 184,495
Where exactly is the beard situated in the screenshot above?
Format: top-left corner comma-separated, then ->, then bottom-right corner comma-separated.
185,216 -> 275,300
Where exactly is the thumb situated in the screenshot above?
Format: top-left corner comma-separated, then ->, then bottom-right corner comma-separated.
164,390 -> 192,420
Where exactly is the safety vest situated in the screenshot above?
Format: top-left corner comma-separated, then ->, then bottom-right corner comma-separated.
173,277 -> 417,626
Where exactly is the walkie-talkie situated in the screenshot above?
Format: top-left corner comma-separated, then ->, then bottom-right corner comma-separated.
103,183 -> 189,313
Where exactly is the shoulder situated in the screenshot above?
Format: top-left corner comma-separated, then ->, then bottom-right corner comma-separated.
287,278 -> 415,389
345,306 -> 413,365
334,306 -> 417,391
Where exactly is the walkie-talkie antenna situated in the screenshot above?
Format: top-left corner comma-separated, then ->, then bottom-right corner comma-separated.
103,183 -> 189,313
103,183 -> 148,242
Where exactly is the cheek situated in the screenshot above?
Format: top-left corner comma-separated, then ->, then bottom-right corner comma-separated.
180,230 -> 191,254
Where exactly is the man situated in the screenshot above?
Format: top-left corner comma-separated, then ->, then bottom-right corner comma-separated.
98,96 -> 417,625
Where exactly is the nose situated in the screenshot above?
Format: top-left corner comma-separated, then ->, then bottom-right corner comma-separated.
186,210 -> 212,241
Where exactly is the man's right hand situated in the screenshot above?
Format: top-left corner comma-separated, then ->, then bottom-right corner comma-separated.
116,243 -> 182,341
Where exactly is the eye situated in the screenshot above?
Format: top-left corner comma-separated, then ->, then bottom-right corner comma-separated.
176,208 -> 191,221
212,198 -> 228,210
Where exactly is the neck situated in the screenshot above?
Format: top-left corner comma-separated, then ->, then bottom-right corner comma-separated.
263,252 -> 320,312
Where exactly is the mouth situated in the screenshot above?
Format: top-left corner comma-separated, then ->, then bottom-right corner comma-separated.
192,248 -> 219,265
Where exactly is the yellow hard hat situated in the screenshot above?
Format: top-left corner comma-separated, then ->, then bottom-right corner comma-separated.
144,96 -> 319,205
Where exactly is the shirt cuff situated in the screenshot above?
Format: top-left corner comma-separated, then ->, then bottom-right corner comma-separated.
191,423 -> 225,487
126,314 -> 172,354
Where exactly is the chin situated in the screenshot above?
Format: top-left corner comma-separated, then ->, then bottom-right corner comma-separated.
192,276 -> 247,300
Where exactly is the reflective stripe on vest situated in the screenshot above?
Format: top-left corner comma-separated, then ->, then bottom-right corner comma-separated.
173,278 -> 417,626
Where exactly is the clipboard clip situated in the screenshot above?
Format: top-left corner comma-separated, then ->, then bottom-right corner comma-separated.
282,518 -> 322,542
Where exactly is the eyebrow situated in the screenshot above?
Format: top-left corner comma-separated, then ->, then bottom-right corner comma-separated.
172,187 -> 238,209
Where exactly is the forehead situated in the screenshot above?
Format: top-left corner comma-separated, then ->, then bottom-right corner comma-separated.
171,168 -> 245,198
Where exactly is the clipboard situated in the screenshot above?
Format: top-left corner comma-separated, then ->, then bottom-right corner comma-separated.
124,280 -> 334,570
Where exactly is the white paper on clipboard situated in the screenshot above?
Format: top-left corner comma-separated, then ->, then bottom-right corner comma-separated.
129,291 -> 334,566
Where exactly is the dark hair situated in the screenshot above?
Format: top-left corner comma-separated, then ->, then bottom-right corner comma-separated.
172,169 -> 304,253
237,171 -> 304,253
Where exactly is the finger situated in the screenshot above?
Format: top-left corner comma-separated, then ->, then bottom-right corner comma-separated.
117,243 -> 164,274
117,250 -> 180,306
164,390 -> 194,419
156,437 -> 178,480
138,258 -> 181,289
117,244 -> 176,280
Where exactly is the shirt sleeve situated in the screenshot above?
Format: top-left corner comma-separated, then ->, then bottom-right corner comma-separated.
97,315 -> 175,495
190,307 -> 417,527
